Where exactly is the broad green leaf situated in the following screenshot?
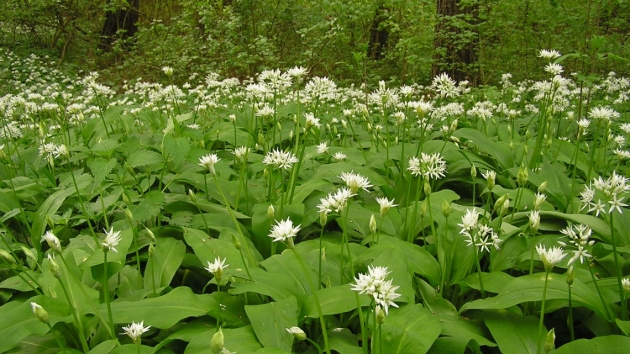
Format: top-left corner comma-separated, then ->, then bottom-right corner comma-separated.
86,340 -> 117,354
229,267 -> 300,302
97,287 -> 212,328
0,295 -> 71,353
301,284 -> 371,318
367,235 -> 441,284
460,273 -> 611,320
427,337 -> 470,354
328,328 -> 362,354
245,296 -> 298,351
453,128 -> 513,169
484,310 -> 539,354
183,227 -> 246,271
8,333 -> 83,354
110,345 -> 153,354
373,304 -> 442,354
127,149 -> 164,169
206,291 -> 249,328
185,326 -> 262,354
130,190 -> 164,222
90,139 -> 120,157
261,250 -> 319,300
144,237 -> 185,292
552,335 -> 630,354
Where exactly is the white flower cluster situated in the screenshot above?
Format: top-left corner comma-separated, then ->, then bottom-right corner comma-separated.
558,224 -> 594,265
407,152 -> 447,180
350,265 -> 401,315
263,148 -> 299,170
317,187 -> 356,215
458,209 -> 502,253
339,171 -> 372,193
268,218 -> 301,243
580,171 -> 629,216
39,142 -> 67,166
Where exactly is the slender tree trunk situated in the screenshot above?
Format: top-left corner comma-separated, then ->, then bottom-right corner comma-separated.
99,0 -> 140,51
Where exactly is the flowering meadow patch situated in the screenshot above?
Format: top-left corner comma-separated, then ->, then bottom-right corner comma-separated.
0,48 -> 629,353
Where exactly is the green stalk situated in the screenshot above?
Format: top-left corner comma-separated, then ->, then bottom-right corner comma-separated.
567,280 -> 575,341
47,323 -> 69,354
408,178 -> 422,243
473,246 -> 486,298
56,267 -> 90,352
609,212 -> 628,320
212,174 -> 254,279
537,271 -> 550,354
292,248 -> 330,354
103,250 -> 115,338
588,263 -> 613,321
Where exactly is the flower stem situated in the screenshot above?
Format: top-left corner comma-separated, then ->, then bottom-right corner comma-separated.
609,213 -> 628,320
103,251 -> 115,338
537,271 -> 550,354
47,323 -> 69,354
291,249 -> 330,354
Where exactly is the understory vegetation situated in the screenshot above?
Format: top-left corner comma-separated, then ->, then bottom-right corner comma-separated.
1,44 -> 630,353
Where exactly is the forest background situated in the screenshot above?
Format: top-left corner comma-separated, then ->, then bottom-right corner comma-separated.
2,0 -> 630,87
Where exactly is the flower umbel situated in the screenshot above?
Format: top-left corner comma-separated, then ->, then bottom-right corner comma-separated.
350,265 -> 401,315
199,154 -> 221,175
536,245 -> 566,272
269,218 -> 301,245
41,230 -> 62,253
102,227 -> 122,253
122,321 -> 151,342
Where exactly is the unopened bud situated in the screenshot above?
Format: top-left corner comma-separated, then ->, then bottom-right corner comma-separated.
319,211 -> 328,226
376,305 -> 386,324
46,215 -> 55,230
232,233 -> 242,250
188,189 -> 197,202
544,328 -> 555,353
441,200 -> 451,218
211,327 -> 225,354
286,326 -> 307,341
0,249 -> 16,264
470,164 -> 477,179
420,200 -> 427,217
423,180 -> 431,197
494,194 -> 510,216
566,266 -> 575,286
145,227 -> 156,243
517,165 -> 528,187
267,205 -> 275,220
31,302 -> 50,324
125,208 -> 134,224
48,254 -> 61,279
369,214 -> 377,234
538,181 -> 548,193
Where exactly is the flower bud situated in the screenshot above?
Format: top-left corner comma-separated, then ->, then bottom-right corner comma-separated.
0,249 -> 16,265
544,328 -> 555,353
517,165 -> 528,187
232,233 -> 242,250
125,208 -> 134,224
188,189 -> 197,202
566,266 -> 575,286
441,200 -> 451,218
494,194 -> 510,217
529,210 -> 540,234
145,227 -> 157,243
376,305 -> 386,324
423,180 -> 431,197
48,254 -> 61,279
420,200 -> 427,217
538,181 -> 548,193
369,214 -> 377,234
319,211 -> 328,226
211,327 -> 225,354
286,326 -> 307,341
31,302 -> 50,324
267,205 -> 275,220
470,164 -> 477,179
46,215 -> 55,230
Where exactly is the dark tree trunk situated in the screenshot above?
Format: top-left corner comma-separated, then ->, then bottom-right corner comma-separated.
368,6 -> 389,60
99,0 -> 140,51
433,0 -> 479,83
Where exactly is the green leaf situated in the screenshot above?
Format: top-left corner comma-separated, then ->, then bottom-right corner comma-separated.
127,149 -> 164,169
245,296 -> 298,351
163,135 -> 190,165
328,328 -> 362,354
185,326 -> 262,354
183,227 -> 246,272
301,284 -> 371,318
552,335 -> 630,354
130,190 -> 164,222
144,237 -> 185,292
373,304 -> 442,354
90,139 -> 120,157
484,310 -> 539,354
229,268 -> 300,302
89,158 -> 117,186
460,273 -> 611,320
98,287 -> 211,328
453,128 -> 513,169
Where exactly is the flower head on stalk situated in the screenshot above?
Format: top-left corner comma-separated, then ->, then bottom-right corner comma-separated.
339,171 -> 372,193
199,153 -> 221,175
205,257 -> 229,284
350,265 -> 401,315
580,171 -> 629,216
536,245 -> 566,272
102,227 -> 122,253
263,149 -> 299,170
458,209 -> 502,253
407,152 -> 447,180
375,197 -> 397,217
317,187 -> 356,216
558,224 -> 594,265
538,49 -> 561,60
269,218 -> 301,248
41,230 -> 62,253
122,321 -> 151,343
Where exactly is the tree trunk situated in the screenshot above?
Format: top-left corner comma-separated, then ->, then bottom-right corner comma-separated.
368,5 -> 389,60
99,0 -> 140,51
433,0 -> 479,83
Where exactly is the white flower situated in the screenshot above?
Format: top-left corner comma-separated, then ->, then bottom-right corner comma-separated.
332,152 -> 347,161
458,209 -> 480,233
263,149 -> 299,170
317,187 -> 356,215
268,218 -> 301,243
544,63 -> 564,75
122,321 -> 151,342
102,227 -> 122,253
199,154 -> 221,175
375,197 -> 397,217
339,171 -> 372,193
623,278 -> 630,293
41,230 -> 61,253
304,113 -> 321,129
538,49 -> 562,60
287,66 -> 308,79
589,106 -> 620,121
233,146 -> 250,161
316,142 -> 329,154
529,210 -> 540,232
536,245 -> 566,271
577,118 -> 590,130
162,66 -> 173,76
407,153 -> 447,180
256,105 -> 275,118
350,265 -> 401,315
205,257 -> 228,275
534,193 -> 547,210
